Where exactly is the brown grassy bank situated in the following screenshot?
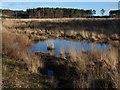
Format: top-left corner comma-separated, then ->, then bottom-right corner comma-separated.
2,18 -> 120,45
2,29 -> 43,73
1,18 -> 120,89
2,18 -> 120,34
2,28 -> 47,88
35,45 -> 120,89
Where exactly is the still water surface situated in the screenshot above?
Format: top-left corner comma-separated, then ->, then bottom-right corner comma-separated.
32,39 -> 110,57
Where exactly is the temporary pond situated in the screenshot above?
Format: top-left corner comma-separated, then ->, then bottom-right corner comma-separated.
32,39 -> 110,57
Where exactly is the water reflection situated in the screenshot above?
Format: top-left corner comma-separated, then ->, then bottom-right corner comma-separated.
32,39 -> 110,57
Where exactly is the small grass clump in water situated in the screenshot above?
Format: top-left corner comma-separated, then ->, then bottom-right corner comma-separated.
46,40 -> 55,50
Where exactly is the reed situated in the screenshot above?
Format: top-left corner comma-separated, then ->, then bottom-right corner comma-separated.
60,46 -> 66,59
63,45 -> 119,88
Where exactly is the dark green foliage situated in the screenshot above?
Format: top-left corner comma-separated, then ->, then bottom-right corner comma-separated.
109,10 -> 120,18
2,8 -> 120,18
2,8 -> 94,18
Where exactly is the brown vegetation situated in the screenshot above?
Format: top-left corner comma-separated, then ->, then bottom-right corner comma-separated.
2,29 -> 43,73
2,18 -> 120,89
2,19 -> 120,45
35,45 -> 120,89
46,41 -> 55,50
64,46 -> 119,88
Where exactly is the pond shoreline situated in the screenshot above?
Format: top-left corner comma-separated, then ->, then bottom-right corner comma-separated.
2,18 -> 120,89
14,28 -> 120,47
3,18 -> 120,46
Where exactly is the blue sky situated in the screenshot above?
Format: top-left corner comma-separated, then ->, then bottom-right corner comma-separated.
1,2 -> 119,16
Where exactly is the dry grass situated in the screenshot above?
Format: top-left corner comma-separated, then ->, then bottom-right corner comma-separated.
60,47 -> 66,59
2,19 -> 120,45
68,47 -> 78,62
3,18 -> 117,22
2,18 -> 120,34
2,18 -> 120,88
2,29 -> 43,73
62,46 -> 119,88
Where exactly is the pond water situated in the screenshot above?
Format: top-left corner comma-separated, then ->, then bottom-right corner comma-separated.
32,39 -> 110,57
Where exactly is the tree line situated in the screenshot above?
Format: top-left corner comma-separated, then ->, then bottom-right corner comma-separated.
1,8 -> 96,18
109,10 -> 120,18
1,7 -> 120,18
26,8 -> 96,18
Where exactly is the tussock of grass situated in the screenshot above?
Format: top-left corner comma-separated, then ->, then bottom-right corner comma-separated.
60,47 -> 66,59
2,29 -> 43,73
61,46 -> 119,88
46,40 -> 55,50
